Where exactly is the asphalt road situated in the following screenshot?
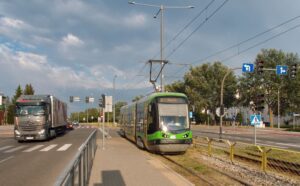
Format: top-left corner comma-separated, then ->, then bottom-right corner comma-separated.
0,125 -> 97,186
192,125 -> 300,151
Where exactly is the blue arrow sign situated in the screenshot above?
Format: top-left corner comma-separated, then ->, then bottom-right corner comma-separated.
276,65 -> 288,75
250,115 -> 261,126
242,63 -> 254,73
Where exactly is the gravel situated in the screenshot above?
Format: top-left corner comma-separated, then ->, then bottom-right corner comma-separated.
199,155 -> 299,186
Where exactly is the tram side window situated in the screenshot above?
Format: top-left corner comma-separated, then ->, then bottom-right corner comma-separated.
147,103 -> 157,134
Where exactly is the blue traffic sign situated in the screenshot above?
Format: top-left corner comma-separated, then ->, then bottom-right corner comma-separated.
189,111 -> 193,118
242,63 -> 254,73
250,115 -> 261,126
276,65 -> 288,75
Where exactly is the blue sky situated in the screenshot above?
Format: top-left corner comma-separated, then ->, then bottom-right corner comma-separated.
1,0 -> 300,113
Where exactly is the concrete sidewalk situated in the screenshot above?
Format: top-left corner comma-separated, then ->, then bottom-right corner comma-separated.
89,128 -> 194,186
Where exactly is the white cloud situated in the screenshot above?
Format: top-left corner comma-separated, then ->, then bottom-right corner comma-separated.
61,33 -> 84,47
17,51 -> 47,71
0,17 -> 25,28
123,14 -> 146,28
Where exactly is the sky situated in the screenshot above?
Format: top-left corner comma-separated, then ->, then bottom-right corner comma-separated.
1,0 -> 300,114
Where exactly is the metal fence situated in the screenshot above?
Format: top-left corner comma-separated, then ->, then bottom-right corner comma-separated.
193,136 -> 300,181
55,129 -> 98,186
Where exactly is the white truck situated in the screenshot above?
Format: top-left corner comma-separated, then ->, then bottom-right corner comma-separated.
14,95 -> 67,142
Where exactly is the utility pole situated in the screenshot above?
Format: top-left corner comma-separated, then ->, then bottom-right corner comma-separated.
277,88 -> 280,128
113,75 -> 117,125
129,1 -> 194,92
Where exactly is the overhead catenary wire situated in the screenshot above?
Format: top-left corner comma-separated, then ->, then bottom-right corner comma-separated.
166,0 -> 229,59
191,14 -> 300,65
220,23 -> 300,62
151,0 -> 216,60
166,14 -> 300,82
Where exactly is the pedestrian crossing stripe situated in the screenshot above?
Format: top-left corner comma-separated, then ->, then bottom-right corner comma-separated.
57,144 -> 72,151
0,144 -> 72,153
4,146 -> 27,153
40,144 -> 58,151
23,145 -> 44,152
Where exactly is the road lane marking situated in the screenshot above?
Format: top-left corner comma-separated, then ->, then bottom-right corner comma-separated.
40,144 -> 57,151
57,144 -> 72,151
0,146 -> 13,151
275,142 -> 300,148
4,146 -> 27,153
23,145 -> 45,152
0,156 -> 14,164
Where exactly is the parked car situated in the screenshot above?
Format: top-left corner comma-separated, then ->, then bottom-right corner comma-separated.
66,122 -> 74,130
72,121 -> 79,127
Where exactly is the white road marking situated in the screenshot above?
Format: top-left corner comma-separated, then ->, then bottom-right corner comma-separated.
4,146 -> 27,153
23,145 -> 44,152
275,142 -> 300,148
0,146 -> 13,151
57,144 -> 72,151
257,143 -> 289,149
0,156 -> 14,164
40,144 -> 57,151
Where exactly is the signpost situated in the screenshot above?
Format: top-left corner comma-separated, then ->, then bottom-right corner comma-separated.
250,114 -> 261,145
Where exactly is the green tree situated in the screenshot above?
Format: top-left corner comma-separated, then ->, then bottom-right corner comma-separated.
238,49 -> 300,127
165,80 -> 185,93
115,101 -> 127,122
24,84 -> 35,95
7,85 -> 23,124
132,95 -> 144,102
170,62 -> 238,124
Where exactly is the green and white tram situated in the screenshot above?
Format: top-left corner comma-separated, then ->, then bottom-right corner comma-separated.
119,92 -> 192,153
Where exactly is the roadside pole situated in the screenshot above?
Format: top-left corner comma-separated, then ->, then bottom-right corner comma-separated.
102,109 -> 105,150
220,67 -> 241,139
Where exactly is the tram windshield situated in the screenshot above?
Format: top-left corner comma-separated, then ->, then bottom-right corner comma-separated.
158,103 -> 189,132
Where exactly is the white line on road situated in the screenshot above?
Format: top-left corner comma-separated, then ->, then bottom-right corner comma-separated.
275,142 -> 300,148
40,144 -> 57,152
0,146 -> 13,151
23,145 -> 45,152
256,143 -> 289,149
4,146 -> 27,153
0,156 -> 14,164
57,144 -> 72,151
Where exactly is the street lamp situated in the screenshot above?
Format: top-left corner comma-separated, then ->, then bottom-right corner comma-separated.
129,1 -> 194,92
219,67 -> 241,139
113,75 -> 117,125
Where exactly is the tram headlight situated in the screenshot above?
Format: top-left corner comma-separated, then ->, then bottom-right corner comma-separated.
162,125 -> 168,133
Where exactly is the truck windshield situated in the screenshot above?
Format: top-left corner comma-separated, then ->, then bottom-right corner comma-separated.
158,103 -> 189,132
16,105 -> 45,116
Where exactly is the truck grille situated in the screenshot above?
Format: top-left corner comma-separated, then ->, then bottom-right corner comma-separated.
20,125 -> 38,131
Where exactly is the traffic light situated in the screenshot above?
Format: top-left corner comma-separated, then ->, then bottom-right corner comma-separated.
101,94 -> 106,108
85,96 -> 89,103
255,93 -> 265,111
256,60 -> 264,74
99,98 -> 103,107
69,96 -> 73,103
290,63 -> 297,79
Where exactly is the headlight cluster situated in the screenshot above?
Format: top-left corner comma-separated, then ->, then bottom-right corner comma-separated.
162,133 -> 169,138
38,129 -> 45,135
15,130 -> 21,135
